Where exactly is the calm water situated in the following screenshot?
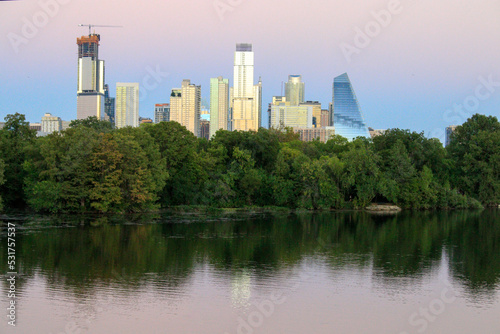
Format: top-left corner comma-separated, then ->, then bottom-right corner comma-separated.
1,210 -> 499,334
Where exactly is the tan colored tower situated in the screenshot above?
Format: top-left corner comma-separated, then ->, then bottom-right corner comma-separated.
231,44 -> 261,131
170,80 -> 201,136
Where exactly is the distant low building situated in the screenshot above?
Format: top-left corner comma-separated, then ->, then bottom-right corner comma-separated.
294,127 -> 336,143
41,113 -> 62,134
62,121 -> 71,131
445,125 -> 458,147
29,123 -> 41,131
368,127 -> 386,139
139,117 -> 153,124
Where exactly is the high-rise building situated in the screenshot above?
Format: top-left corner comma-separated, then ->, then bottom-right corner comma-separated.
320,109 -> 330,128
210,76 -> 229,138
300,101 -> 322,128
104,84 -> 115,125
77,34 -> 105,120
445,125 -> 458,147
269,100 -> 313,129
41,113 -> 62,134
332,73 -> 370,141
231,43 -> 261,131
115,83 -> 139,128
200,120 -> 210,140
170,80 -> 201,136
155,103 -> 170,123
285,75 -> 305,106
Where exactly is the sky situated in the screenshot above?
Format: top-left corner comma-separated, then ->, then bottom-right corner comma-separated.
1,0 -> 499,142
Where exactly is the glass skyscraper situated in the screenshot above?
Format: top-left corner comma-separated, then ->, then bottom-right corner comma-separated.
332,73 -> 370,141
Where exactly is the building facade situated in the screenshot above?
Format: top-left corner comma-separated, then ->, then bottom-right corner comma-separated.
269,102 -> 313,129
154,103 -> 170,123
300,101 -> 322,127
104,84 -> 115,125
115,83 -> 139,128
294,127 -> 336,143
231,43 -> 261,131
210,76 -> 229,138
77,34 -> 106,120
285,75 -> 305,106
170,80 -> 201,136
41,113 -> 62,133
332,73 -> 370,141
445,125 -> 458,147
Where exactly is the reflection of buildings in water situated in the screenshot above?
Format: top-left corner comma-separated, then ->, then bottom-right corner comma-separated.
231,269 -> 252,307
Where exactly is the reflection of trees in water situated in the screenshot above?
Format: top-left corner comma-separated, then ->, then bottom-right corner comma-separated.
0,210 -> 498,300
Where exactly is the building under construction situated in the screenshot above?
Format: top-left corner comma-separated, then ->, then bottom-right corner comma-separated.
76,34 -> 106,120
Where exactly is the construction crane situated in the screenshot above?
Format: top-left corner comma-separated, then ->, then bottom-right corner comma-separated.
78,24 -> 123,36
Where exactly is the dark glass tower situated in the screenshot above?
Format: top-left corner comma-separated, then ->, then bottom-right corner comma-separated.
332,73 -> 370,141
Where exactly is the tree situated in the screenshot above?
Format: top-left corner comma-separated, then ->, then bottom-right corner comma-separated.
144,121 -> 205,206
69,116 -> 114,133
0,159 -> 5,211
341,139 -> 380,208
0,113 -> 36,208
447,114 -> 500,206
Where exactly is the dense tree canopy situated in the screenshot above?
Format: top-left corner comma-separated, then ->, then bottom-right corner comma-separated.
0,113 -> 497,213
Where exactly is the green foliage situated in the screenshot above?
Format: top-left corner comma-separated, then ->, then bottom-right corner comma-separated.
2,113 -> 495,212
69,116 -> 114,133
0,159 -> 4,211
0,113 -> 37,208
447,114 -> 500,206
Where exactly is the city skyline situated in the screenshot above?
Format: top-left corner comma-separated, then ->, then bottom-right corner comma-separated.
1,0 -> 500,142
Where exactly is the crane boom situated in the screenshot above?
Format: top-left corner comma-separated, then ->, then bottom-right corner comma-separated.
78,24 -> 123,36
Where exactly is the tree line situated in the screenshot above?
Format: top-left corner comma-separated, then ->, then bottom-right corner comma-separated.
0,113 -> 498,213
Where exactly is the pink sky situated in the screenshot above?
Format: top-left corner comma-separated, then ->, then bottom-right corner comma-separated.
1,0 -> 500,139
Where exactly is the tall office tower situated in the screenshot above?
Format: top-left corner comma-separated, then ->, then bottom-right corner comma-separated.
115,83 -> 139,128
210,76 -> 229,138
254,77 -> 262,128
232,43 -> 260,131
170,80 -> 201,136
77,34 -> 106,120
300,101 -> 322,127
269,100 -> 313,129
445,125 -> 458,147
104,84 -> 115,124
285,75 -> 305,106
155,103 -> 170,123
332,73 -> 370,141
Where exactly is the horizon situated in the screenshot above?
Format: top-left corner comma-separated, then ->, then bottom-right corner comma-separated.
1,0 -> 500,143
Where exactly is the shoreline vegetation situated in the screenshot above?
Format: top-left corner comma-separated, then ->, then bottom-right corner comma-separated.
0,113 -> 498,215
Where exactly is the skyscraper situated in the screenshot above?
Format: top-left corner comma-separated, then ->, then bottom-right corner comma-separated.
154,103 -> 170,123
231,43 -> 261,131
115,83 -> 139,128
104,84 -> 115,125
170,80 -> 201,136
77,34 -> 105,120
285,75 -> 305,106
210,76 -> 229,138
332,73 -> 370,141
